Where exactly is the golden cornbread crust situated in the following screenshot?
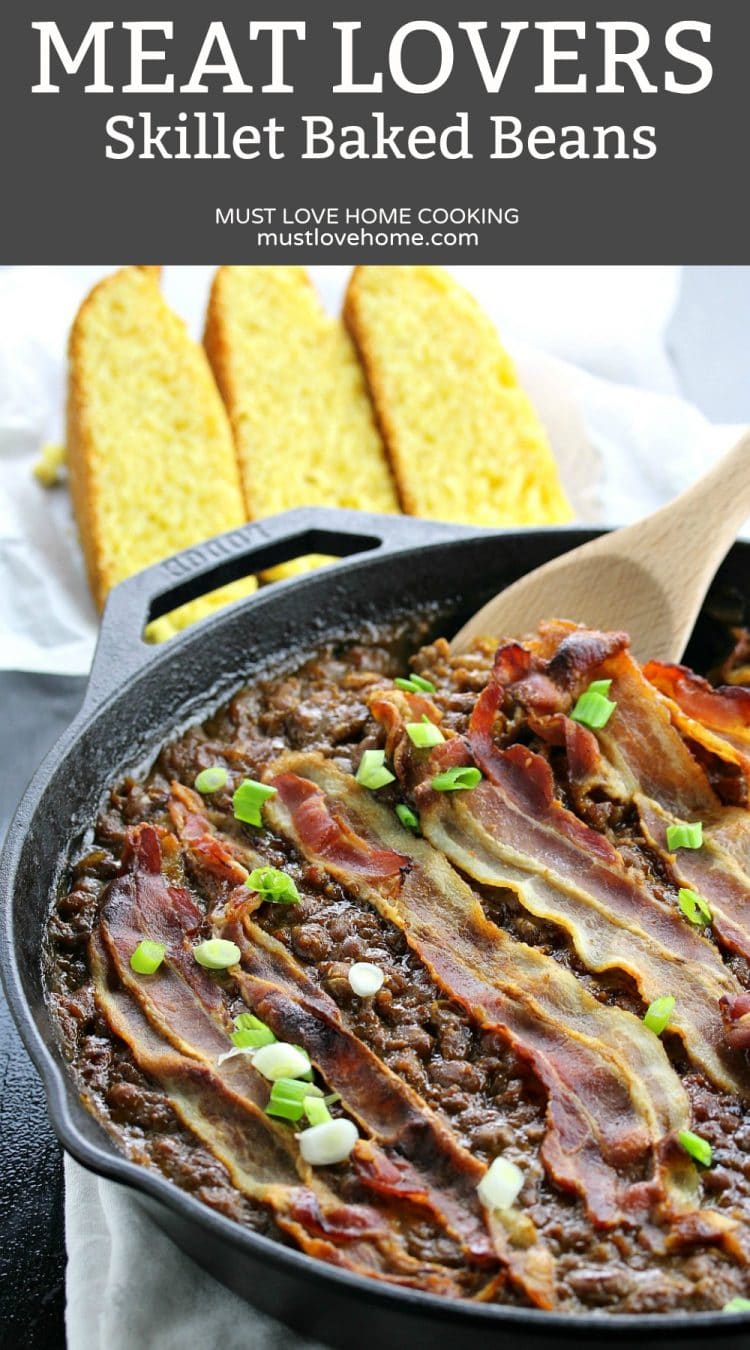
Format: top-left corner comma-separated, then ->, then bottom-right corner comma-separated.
344,265 -> 572,528
204,266 -> 400,576
67,266 -> 252,631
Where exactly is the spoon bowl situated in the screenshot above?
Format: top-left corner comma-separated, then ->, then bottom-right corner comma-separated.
452,430 -> 750,661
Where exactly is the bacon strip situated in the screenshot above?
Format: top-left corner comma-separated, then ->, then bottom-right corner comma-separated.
90,934 -> 459,1289
535,631 -> 750,955
484,626 -> 750,983
636,795 -> 750,970
645,662 -> 750,761
168,792 -> 555,1304
225,920 -> 556,1305
266,753 -> 699,1230
95,826 -> 481,1289
412,681 -> 745,1095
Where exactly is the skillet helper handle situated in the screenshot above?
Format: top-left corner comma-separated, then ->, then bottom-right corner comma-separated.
82,508 -> 466,713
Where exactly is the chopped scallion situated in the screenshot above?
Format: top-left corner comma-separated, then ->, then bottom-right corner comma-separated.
477,1156 -> 524,1212
405,717 -> 444,749
192,939 -> 241,969
231,1015 -> 276,1048
194,765 -> 228,794
570,684 -> 617,730
231,1027 -> 275,1049
297,1118 -> 359,1165
129,939 -> 166,975
246,866 -> 300,904
666,821 -> 704,851
395,803 -> 420,833
252,1042 -> 311,1082
678,887 -> 712,927
643,995 -> 675,1036
587,679 -> 612,696
677,1129 -> 713,1167
233,779 -> 277,827
234,1012 -> 270,1033
303,1096 -> 332,1126
431,765 -> 482,792
265,1077 -> 324,1120
723,1298 -> 750,1313
355,748 -> 396,791
266,1094 -> 305,1122
272,1078 -> 324,1103
394,674 -> 436,694
348,962 -> 385,997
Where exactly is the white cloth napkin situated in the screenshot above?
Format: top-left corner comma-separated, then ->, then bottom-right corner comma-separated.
64,1156 -> 328,1350
0,264 -> 745,1348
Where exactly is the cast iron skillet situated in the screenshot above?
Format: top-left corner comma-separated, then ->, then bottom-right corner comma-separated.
2,508 -> 750,1350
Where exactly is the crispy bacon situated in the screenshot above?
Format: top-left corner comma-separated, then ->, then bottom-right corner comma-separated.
645,662 -> 750,756
456,702 -> 743,1095
272,773 -> 408,880
218,916 -> 556,1304
483,626 -> 750,977
93,837 -> 474,1291
720,992 -> 750,1050
267,754 -> 698,1230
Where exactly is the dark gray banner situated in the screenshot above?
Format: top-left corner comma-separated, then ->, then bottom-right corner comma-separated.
0,0 -> 746,262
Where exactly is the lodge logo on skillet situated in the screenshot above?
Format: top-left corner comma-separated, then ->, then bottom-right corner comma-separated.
160,521 -> 273,579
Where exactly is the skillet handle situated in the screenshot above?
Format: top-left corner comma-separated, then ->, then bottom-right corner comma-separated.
83,508 -> 470,712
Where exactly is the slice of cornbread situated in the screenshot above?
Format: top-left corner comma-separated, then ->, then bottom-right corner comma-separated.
204,266 -> 400,576
67,266 -> 253,637
344,266 -> 572,528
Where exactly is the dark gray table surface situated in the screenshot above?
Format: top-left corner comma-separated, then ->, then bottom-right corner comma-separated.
0,265 -> 748,1350
0,675 -> 85,1350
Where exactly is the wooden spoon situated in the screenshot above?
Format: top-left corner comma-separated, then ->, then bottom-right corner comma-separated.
452,430 -> 750,663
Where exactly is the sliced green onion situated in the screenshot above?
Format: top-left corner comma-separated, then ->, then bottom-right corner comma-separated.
216,1046 -> 256,1067
192,939 -> 240,969
271,1078 -> 324,1103
304,1095 -> 332,1126
266,1077 -> 324,1121
234,1012 -> 270,1033
678,887 -> 712,927
323,1092 -> 341,1106
233,779 -> 277,827
570,684 -> 617,729
477,1156 -> 524,1212
644,995 -> 675,1036
723,1298 -> 750,1313
129,939 -> 166,975
252,1042 -> 311,1082
587,679 -> 612,696
395,803 -> 420,833
405,716 -> 444,749
410,674 -> 436,693
194,765 -> 228,794
266,1094 -> 305,1122
666,821 -> 704,851
294,1044 -> 315,1081
395,674 -> 436,694
431,765 -> 482,792
246,866 -> 300,904
678,1129 -> 713,1167
355,749 -> 396,791
297,1118 -> 359,1165
231,1013 -> 276,1049
348,962 -> 385,997
231,1026 -> 275,1049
